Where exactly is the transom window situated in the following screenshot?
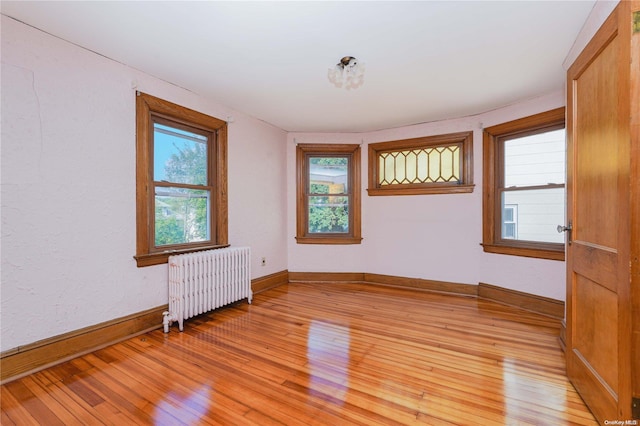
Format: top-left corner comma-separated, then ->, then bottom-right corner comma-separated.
296,144 -> 361,244
135,92 -> 228,267
368,132 -> 474,195
378,145 -> 461,185
482,107 -> 566,260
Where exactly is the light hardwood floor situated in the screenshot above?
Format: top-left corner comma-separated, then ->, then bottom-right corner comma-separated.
1,282 -> 597,425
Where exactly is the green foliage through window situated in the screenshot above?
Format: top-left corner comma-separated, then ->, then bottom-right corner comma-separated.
308,156 -> 349,234
309,196 -> 349,233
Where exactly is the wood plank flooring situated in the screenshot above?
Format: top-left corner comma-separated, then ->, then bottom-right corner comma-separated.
1,282 -> 597,425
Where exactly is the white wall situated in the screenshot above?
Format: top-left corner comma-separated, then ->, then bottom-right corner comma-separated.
288,91 -> 567,301
0,16 -> 288,352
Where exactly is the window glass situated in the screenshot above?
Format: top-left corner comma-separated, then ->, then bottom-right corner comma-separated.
155,188 -> 210,246
504,129 -> 565,187
154,123 -> 208,185
309,157 -> 348,193
308,196 -> 349,233
502,188 -> 564,243
308,156 -> 350,234
152,121 -> 212,248
501,128 -> 566,245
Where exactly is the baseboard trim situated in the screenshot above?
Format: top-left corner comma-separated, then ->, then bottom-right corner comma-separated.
289,271 -> 477,297
289,271 -> 365,282
559,319 -> 567,352
0,305 -> 167,384
253,270 -> 289,293
288,273 -> 563,319
478,282 -> 565,319
364,273 -> 478,296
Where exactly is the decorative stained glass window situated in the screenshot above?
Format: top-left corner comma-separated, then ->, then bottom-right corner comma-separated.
368,132 -> 473,196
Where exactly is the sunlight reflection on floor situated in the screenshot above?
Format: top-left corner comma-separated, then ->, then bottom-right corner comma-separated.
306,320 -> 351,405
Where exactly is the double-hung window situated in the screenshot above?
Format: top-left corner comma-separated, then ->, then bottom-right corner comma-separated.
135,92 -> 228,267
296,144 -> 361,244
482,107 -> 566,260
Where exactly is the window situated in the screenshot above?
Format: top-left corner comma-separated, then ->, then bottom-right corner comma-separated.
367,131 -> 474,196
296,144 -> 361,244
482,107 -> 565,260
135,92 -> 228,267
502,205 -> 518,239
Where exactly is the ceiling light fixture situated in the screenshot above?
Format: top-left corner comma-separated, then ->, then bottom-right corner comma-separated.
327,56 -> 365,90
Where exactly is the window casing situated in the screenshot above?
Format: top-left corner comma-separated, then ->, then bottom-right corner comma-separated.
368,132 -> 474,196
482,107 -> 566,261
135,92 -> 228,267
296,144 -> 361,244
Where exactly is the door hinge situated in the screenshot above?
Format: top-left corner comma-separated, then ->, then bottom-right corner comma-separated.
633,397 -> 640,419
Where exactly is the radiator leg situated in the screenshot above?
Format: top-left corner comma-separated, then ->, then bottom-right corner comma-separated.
162,311 -> 171,333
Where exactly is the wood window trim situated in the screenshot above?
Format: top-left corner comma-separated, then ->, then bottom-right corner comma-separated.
367,131 -> 474,196
296,143 -> 362,245
134,92 -> 228,267
482,107 -> 566,261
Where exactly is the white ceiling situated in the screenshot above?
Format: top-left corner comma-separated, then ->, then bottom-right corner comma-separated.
1,1 -> 595,133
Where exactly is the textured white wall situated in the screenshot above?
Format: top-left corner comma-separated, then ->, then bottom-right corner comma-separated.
288,92 -> 568,301
0,16 -> 288,352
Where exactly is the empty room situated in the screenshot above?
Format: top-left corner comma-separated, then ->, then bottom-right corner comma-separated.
1,1 -> 638,424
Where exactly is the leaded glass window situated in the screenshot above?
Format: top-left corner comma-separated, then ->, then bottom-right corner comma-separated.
368,132 -> 473,196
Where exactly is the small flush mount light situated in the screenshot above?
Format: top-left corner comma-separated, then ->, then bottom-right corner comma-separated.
327,56 -> 365,90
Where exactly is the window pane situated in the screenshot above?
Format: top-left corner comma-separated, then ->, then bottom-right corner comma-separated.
502,205 -> 518,239
378,145 -> 460,185
382,153 -> 395,184
504,222 -> 517,239
502,188 -> 564,243
154,123 -> 208,185
504,129 -> 565,187
503,206 -> 515,222
309,157 -> 348,193
308,195 -> 349,233
155,187 -> 210,246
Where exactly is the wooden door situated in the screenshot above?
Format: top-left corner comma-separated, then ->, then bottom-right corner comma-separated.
565,2 -> 638,422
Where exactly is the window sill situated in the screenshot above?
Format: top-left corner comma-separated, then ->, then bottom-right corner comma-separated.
296,236 -> 363,245
481,243 -> 565,261
367,184 -> 475,196
134,244 -> 230,267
